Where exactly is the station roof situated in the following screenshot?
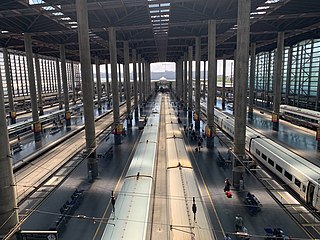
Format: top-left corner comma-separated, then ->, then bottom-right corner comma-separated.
0,0 -> 319,63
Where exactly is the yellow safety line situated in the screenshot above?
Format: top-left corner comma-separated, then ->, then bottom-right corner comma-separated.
91,132 -> 142,240
186,141 -> 225,237
277,191 -> 320,236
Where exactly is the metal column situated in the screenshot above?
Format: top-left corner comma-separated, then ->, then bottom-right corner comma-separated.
95,56 -> 102,111
3,48 -> 16,124
188,46 -> 193,118
35,54 -> 44,115
24,33 -> 41,141
272,32 -> 284,131
233,0 -> 250,189
132,49 -> 139,119
0,68 -> 18,237
248,43 -> 256,119
207,20 -> 216,148
195,36 -> 201,130
76,0 -> 97,179
109,27 -> 121,145
123,41 -> 132,126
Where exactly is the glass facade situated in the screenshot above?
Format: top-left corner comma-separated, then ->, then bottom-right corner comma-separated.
0,49 -> 81,102
252,38 -> 320,111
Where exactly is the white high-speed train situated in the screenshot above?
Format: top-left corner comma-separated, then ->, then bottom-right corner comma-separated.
165,96 -> 215,240
214,109 -> 320,211
279,104 -> 320,130
101,95 -> 161,240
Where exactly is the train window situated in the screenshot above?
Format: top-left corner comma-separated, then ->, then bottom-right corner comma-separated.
268,159 -> 274,167
276,164 -> 282,173
294,178 -> 301,188
256,149 -> 260,156
284,171 -> 292,181
261,153 -> 267,160
302,185 -> 306,192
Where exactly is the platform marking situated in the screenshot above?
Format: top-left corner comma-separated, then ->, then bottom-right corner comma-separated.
186,140 -> 225,238
277,191 -> 320,236
91,131 -> 142,240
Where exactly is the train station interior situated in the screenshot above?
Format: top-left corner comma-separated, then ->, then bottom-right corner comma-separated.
0,0 -> 320,239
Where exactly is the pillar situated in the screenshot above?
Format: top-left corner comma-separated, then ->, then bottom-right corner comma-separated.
71,61 -> 76,103
35,54 -> 44,115
273,32 -> 284,131
175,61 -> 179,99
188,46 -> 193,118
222,55 -> 226,110
105,61 -> 110,101
142,59 -> 146,103
233,0 -> 250,189
118,63 -> 122,101
195,36 -> 201,130
179,59 -> 183,102
203,60 -> 206,99
146,62 -> 151,98
95,56 -> 102,110
24,33 -> 41,141
183,53 -> 188,110
56,58 -> 63,110
0,68 -> 18,237
144,62 -> 149,101
123,41 -> 132,126
76,0 -> 97,179
60,44 -> 71,128
285,47 -> 292,105
3,48 -> 16,124
132,49 -> 139,119
109,27 -> 121,145
207,20 -> 216,148
248,43 -> 256,119
138,55 -> 143,106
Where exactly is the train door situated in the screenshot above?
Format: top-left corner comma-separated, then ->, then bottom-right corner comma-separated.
306,182 -> 315,206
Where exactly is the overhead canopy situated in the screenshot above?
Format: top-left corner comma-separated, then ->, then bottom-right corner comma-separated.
0,0 -> 319,62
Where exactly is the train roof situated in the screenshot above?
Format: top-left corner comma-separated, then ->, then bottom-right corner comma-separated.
101,177 -> 152,240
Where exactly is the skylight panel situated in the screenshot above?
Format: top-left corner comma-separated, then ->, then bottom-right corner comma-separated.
265,0 -> 280,3
52,12 -> 63,16
257,6 -> 270,10
250,11 -> 267,15
29,0 -> 45,5
42,6 -> 54,11
149,4 -> 160,8
160,3 -> 170,7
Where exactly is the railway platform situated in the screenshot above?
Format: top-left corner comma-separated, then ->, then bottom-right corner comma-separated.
175,102 -> 314,240
20,104 -> 151,239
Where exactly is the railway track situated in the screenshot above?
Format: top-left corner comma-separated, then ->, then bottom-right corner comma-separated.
4,103 -> 130,240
